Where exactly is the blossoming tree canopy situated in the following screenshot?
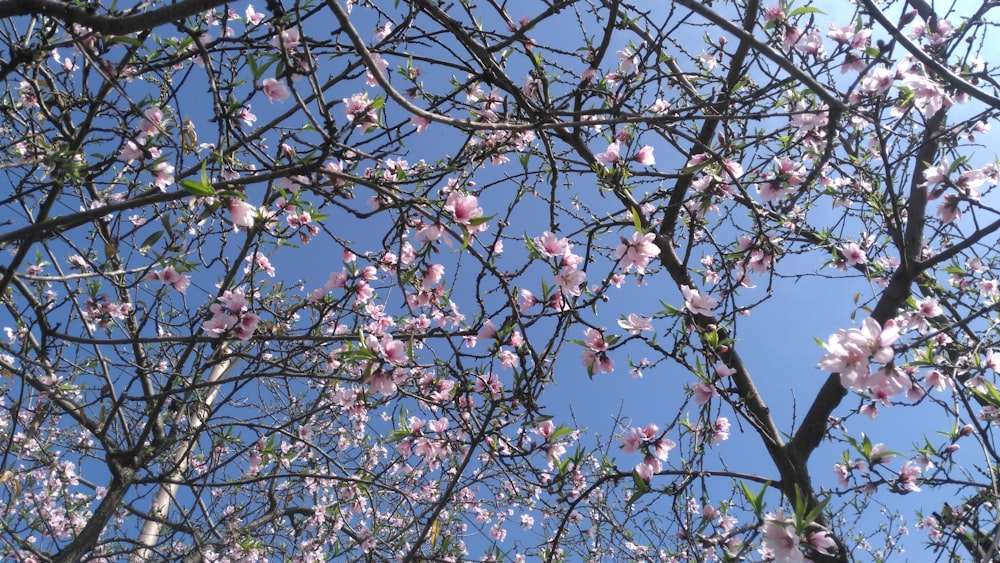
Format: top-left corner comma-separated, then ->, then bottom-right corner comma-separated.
3,0 -> 1000,560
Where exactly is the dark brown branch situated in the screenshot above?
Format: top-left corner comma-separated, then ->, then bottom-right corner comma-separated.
0,0 -> 227,35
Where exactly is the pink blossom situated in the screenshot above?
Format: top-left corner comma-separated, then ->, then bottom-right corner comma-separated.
583,327 -> 608,352
902,73 -> 948,116
924,369 -> 954,392
634,455 -> 661,483
545,442 -> 566,468
151,162 -> 174,190
840,242 -> 867,266
155,267 -> 190,294
621,424 -> 652,453
596,141 -> 620,164
365,53 -> 388,87
615,231 -> 659,273
760,517 -> 803,562
922,159 -> 949,187
860,65 -> 894,96
581,350 -> 614,374
410,115 -> 430,132
898,460 -> 922,492
651,436 -> 675,460
228,199 -> 257,230
261,78 -> 290,103
809,532 -> 837,556
343,92 -> 370,119
421,263 -> 445,290
722,159 -> 744,180
272,27 -> 300,51
238,312 -> 259,340
937,194 -> 961,223
519,288 -> 538,312
795,28 -> 824,55
555,266 -> 586,297
764,5 -> 785,22
508,330 -> 523,347
775,156 -> 806,185
827,22 -> 855,44
818,317 -> 899,389
246,252 -> 276,277
980,279 -> 999,299
118,140 -> 144,161
137,107 -> 165,137
533,420 -> 555,440
380,335 -> 407,365
521,75 -> 541,100
712,417 -> 730,444
445,191 -> 484,229
218,289 -> 249,315
245,4 -> 265,26
616,49 -> 638,75
698,51 -> 717,71
917,296 -> 942,318
692,381 -> 719,405
203,309 -> 236,337
715,363 -> 737,378
758,180 -> 791,202
681,284 -> 717,317
478,319 -> 497,340
535,231 -> 570,258
617,314 -> 652,335
374,22 -> 392,41
239,105 -> 257,127
870,442 -> 893,464
632,145 -> 655,166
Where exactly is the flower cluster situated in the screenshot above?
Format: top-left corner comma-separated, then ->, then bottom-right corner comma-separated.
620,423 -> 675,482
202,288 -> 259,341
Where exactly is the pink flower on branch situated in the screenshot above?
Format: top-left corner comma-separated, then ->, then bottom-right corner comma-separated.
760,516 -> 803,562
681,284 -> 717,317
445,191 -> 485,232
617,313 -> 652,335
596,141 -> 620,165
840,242 -> 867,266
261,77 -> 290,103
410,115 -> 430,132
818,317 -> 899,390
228,199 -> 257,230
901,72 -> 949,116
692,381 -> 719,405
555,266 -> 586,297
615,231 -> 659,273
632,145 -> 655,166
146,267 -> 190,294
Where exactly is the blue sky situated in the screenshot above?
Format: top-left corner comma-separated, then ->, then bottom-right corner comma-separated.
4,0 -> 1000,559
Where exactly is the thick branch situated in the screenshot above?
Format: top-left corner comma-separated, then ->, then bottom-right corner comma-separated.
0,0 -> 226,35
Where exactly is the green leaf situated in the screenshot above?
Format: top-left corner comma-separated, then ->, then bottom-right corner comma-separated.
741,481 -> 769,513
787,6 -> 825,18
384,428 -> 410,443
679,161 -> 709,175
704,330 -> 719,349
138,230 -> 163,255
630,207 -> 643,232
468,214 -> 494,226
627,469 -> 651,506
549,425 -> 574,441
108,35 -> 144,47
523,234 -> 540,257
180,179 -> 217,197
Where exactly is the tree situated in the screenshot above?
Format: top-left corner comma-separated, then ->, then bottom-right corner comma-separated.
0,0 -> 999,559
